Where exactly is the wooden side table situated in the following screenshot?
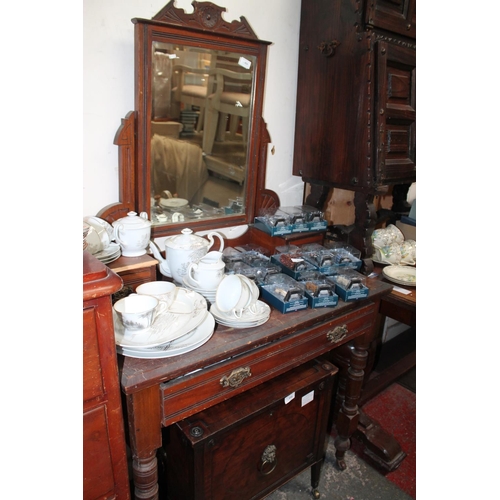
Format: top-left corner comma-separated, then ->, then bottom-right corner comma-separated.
108,253 -> 158,291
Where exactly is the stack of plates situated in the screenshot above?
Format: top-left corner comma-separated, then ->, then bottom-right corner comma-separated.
182,274 -> 218,304
210,300 -> 271,329
94,242 -> 121,264
84,216 -> 121,265
160,197 -> 188,209
115,289 -> 214,358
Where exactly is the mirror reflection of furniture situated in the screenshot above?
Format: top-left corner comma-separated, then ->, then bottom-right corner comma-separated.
172,64 -> 216,133
202,67 -> 253,155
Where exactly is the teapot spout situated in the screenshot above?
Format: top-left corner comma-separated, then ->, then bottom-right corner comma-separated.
149,240 -> 172,278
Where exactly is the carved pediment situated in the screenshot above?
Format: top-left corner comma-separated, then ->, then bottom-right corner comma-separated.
153,0 -> 257,39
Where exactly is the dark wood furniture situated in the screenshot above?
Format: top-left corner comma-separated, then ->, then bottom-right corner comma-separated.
292,0 -> 416,256
163,358 -> 338,500
108,253 -> 159,291
333,264 -> 416,471
83,252 -> 130,499
119,277 -> 392,499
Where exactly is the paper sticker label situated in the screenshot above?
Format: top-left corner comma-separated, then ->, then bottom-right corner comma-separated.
301,390 -> 314,407
238,56 -> 251,69
284,392 -> 295,404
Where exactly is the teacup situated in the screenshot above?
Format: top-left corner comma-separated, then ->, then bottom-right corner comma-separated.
136,281 -> 178,309
238,275 -> 260,315
188,258 -> 225,290
374,242 -> 402,265
215,274 -> 251,318
386,224 -> 405,244
400,240 -> 416,265
113,294 -> 167,331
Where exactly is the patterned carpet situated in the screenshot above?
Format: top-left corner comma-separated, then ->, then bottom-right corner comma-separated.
361,382 -> 416,498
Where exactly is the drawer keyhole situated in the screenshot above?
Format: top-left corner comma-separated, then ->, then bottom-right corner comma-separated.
327,324 -> 348,343
258,444 -> 277,475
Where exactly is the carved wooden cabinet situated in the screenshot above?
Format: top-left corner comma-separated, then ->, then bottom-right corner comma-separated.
83,252 -> 130,499
292,0 -> 416,254
162,358 -> 337,500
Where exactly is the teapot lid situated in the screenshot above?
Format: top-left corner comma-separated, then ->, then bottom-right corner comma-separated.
113,211 -> 152,229
165,228 -> 209,250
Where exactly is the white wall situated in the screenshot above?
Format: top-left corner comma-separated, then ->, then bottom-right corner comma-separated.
83,0 -> 304,217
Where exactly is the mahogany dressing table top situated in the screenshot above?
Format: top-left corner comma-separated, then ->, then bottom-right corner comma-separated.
119,276 -> 393,395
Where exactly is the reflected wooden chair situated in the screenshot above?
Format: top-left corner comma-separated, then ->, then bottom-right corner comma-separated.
202,68 -> 253,155
172,65 -> 215,132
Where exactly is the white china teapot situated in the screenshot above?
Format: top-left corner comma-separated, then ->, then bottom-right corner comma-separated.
112,211 -> 152,257
149,228 -> 224,283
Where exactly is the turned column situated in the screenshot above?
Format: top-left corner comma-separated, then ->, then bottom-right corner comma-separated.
332,334 -> 370,470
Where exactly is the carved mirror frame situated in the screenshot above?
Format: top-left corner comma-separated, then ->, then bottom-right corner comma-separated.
97,1 -> 280,237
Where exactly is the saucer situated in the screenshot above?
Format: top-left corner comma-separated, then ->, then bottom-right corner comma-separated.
210,300 -> 270,328
382,265 -> 416,286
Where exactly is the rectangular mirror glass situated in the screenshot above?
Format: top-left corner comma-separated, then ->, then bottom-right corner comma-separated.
150,41 -> 256,227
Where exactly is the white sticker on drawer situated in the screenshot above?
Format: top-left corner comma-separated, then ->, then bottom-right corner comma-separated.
301,390 -> 314,407
284,392 -> 295,404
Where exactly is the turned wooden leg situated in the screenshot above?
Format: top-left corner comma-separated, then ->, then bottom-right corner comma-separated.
333,337 -> 369,470
132,455 -> 159,500
125,387 -> 163,500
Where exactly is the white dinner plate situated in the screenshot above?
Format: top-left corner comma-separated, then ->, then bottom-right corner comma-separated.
114,289 -> 208,348
117,313 -> 215,358
382,265 -> 416,287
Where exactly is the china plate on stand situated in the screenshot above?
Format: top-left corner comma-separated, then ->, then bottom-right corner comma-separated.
117,313 -> 215,358
114,289 -> 208,348
382,265 -> 416,286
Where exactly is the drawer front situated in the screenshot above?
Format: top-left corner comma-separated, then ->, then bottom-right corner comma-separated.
83,307 -> 105,403
160,302 -> 376,426
118,267 -> 157,290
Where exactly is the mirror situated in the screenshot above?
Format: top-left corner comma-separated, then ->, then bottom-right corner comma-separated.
132,1 -> 272,238
150,42 -> 255,224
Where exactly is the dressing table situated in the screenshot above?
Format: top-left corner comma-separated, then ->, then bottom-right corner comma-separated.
119,275 -> 392,499
90,3 -> 395,498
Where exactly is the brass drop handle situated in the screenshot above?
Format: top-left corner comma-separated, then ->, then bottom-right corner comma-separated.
220,366 -> 252,388
258,445 -> 277,475
318,40 -> 341,57
327,324 -> 348,343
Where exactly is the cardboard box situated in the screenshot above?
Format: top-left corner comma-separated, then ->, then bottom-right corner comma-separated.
396,219 -> 416,241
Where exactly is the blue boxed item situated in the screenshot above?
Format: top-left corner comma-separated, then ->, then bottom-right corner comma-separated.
260,284 -> 308,313
253,216 -> 292,236
327,272 -> 369,302
298,205 -> 328,231
276,207 -> 310,233
301,280 -> 338,308
270,253 -> 316,280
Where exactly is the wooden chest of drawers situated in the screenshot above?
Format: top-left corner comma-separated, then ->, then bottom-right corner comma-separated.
162,358 -> 338,500
83,252 -> 130,499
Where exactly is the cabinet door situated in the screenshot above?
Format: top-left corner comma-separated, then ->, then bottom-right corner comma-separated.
366,0 -> 416,39
374,41 -> 416,185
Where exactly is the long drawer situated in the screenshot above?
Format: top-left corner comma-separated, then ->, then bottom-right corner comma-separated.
160,301 -> 376,426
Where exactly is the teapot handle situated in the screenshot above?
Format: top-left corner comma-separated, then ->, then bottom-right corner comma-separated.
206,231 -> 225,252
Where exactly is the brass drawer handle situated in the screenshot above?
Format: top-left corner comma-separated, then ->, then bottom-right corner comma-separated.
258,445 -> 277,475
327,324 -> 348,343
220,367 -> 252,388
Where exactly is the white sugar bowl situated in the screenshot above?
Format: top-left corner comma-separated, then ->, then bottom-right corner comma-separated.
112,211 -> 152,257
